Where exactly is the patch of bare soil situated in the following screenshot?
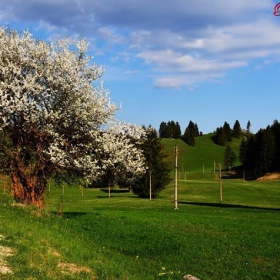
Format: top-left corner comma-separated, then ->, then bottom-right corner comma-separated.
257,173 -> 280,181
0,235 -> 14,275
47,245 -> 94,278
58,261 -> 92,275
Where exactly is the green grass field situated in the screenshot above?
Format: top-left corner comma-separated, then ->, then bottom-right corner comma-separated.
0,136 -> 279,279
0,176 -> 280,280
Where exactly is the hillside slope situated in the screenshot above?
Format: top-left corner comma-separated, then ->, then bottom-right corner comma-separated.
161,134 -> 242,175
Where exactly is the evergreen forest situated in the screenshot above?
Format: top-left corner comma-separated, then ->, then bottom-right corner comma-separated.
159,119 -> 280,179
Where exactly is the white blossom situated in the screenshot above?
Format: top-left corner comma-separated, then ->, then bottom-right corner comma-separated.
0,27 -> 145,184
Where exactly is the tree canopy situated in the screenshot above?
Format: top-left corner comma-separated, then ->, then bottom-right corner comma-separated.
183,120 -> 199,146
159,121 -> 181,138
132,126 -> 171,198
0,27 -> 145,207
239,120 -> 280,178
224,144 -> 236,170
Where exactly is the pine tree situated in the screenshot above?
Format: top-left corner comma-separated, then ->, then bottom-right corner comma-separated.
224,144 -> 236,170
214,127 -> 227,146
159,121 -> 167,138
173,122 -> 182,139
254,127 -> 275,177
240,124 -> 277,178
183,121 -> 197,146
246,121 -> 251,135
233,120 -> 242,138
271,120 -> 280,169
223,121 -> 232,142
194,123 -> 200,137
239,137 -> 248,165
132,126 -> 171,198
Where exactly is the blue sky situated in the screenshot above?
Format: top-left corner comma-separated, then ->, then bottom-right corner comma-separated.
0,0 -> 280,133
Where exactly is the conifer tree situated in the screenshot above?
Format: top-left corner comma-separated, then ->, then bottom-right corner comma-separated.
246,121 -> 251,135
132,126 -> 171,198
183,120 -> 199,146
224,144 -> 236,170
254,127 -> 275,177
223,121 -> 232,142
271,120 -> 280,169
173,121 -> 182,139
159,121 -> 167,138
233,120 -> 242,138
213,127 -> 227,146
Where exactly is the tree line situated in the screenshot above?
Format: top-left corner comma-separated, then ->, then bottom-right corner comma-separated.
212,120 -> 244,146
239,120 -> 280,178
159,120 -> 202,146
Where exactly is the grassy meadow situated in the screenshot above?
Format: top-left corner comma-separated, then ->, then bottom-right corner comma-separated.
0,135 -> 280,279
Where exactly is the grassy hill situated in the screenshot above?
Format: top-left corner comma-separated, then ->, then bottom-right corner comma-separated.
161,134 -> 242,178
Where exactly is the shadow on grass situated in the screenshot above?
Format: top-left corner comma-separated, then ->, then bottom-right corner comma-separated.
50,212 -> 88,218
100,189 -> 131,194
96,189 -> 133,198
179,201 -> 280,212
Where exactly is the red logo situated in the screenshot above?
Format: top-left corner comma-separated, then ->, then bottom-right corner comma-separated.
274,2 -> 280,16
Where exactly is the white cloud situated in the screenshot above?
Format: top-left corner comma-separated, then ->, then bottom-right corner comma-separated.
0,0 -> 279,89
154,72 -> 225,89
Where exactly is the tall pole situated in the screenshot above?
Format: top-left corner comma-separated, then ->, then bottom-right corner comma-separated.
219,163 -> 223,202
108,179 -> 111,198
149,170 -> 152,200
174,146 -> 179,210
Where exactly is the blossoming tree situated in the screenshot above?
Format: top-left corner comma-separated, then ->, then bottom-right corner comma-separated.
0,27 -> 145,208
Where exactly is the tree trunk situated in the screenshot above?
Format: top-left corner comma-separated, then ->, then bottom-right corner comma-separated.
10,157 -> 47,209
11,171 -> 46,208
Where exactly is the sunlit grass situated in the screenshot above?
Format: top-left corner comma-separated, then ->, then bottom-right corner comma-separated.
0,174 -> 280,279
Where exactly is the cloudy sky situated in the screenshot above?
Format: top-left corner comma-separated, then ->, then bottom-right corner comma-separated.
0,0 -> 280,133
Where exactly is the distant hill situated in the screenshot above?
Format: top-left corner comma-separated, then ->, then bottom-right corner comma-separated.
161,133 -> 242,175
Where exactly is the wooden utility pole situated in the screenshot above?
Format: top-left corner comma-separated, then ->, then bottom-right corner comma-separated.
174,146 -> 179,210
149,170 -> 152,200
219,163 -> 223,202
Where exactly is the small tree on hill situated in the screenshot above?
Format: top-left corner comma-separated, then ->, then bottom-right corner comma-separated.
159,121 -> 167,138
213,127 -> 227,146
223,121 -> 232,142
0,27 -> 145,208
224,144 -> 236,170
246,121 -> 251,135
173,121 -> 181,139
233,120 -> 242,138
183,120 -> 199,146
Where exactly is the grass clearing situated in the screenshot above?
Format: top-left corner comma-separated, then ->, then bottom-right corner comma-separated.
0,175 -> 280,279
